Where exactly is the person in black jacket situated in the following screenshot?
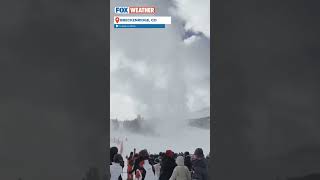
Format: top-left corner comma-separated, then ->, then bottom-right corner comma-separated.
191,148 -> 208,180
184,151 -> 192,171
159,150 -> 177,180
110,147 -> 118,165
110,147 -> 123,180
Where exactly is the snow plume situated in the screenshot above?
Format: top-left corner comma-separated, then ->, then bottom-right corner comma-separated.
171,0 -> 210,39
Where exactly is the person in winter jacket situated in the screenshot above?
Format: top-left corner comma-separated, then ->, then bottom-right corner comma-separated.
129,153 -> 143,180
127,152 -> 134,180
129,154 -> 144,175
110,147 -> 123,180
110,146 -> 124,167
153,158 -> 161,179
159,150 -> 177,180
169,156 -> 191,180
184,152 -> 192,171
110,154 -> 124,180
139,149 -> 157,180
191,148 -> 208,180
129,149 -> 156,180
142,154 -> 157,180
110,146 -> 118,165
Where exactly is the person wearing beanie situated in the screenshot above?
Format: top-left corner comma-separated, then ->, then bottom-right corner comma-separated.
129,149 -> 156,180
110,154 -> 124,180
159,150 -> 177,180
184,152 -> 192,171
110,147 -> 123,180
191,148 -> 208,180
140,150 -> 157,180
184,152 -> 190,156
110,147 -> 118,165
136,149 -> 156,180
165,150 -> 174,159
169,156 -> 191,180
194,148 -> 204,158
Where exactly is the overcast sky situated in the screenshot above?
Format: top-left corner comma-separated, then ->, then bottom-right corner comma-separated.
110,0 -> 210,120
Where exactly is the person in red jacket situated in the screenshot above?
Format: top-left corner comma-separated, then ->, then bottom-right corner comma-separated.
129,153 -> 142,179
127,152 -> 134,180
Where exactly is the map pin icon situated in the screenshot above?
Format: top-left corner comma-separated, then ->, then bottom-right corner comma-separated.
115,17 -> 120,23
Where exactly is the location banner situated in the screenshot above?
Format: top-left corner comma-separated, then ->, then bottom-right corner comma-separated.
113,16 -> 171,29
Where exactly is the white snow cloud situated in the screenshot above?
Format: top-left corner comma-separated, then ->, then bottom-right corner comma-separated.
184,35 -> 201,45
110,93 -> 137,120
110,0 -> 210,121
171,0 -> 210,38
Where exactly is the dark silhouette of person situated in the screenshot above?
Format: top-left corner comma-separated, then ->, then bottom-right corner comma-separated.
110,147 -> 123,180
110,146 -> 118,165
129,153 -> 143,174
110,154 -> 124,180
184,151 -> 192,171
191,148 -> 208,180
159,150 -> 177,180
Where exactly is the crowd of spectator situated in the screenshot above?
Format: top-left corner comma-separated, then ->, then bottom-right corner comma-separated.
109,147 -> 209,180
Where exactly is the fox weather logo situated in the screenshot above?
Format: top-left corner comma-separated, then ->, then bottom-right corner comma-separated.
114,7 -> 128,14
114,7 -> 156,14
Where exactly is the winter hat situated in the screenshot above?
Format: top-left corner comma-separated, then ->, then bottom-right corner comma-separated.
175,156 -> 185,166
166,150 -> 174,158
194,148 -> 204,158
184,151 -> 190,156
110,147 -> 118,154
